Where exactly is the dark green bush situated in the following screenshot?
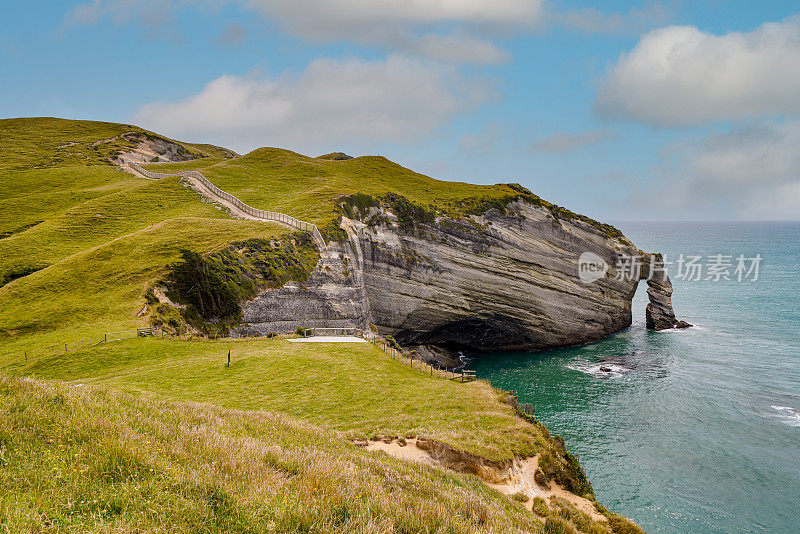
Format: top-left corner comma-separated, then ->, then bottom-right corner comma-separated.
337,193 -> 379,220
385,335 -> 402,351
164,235 -> 319,335
511,492 -> 528,503
532,496 -> 549,516
384,193 -> 435,229
169,250 -> 242,321
543,516 -> 577,534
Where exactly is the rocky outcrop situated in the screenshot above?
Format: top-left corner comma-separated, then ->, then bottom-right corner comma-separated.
233,242 -> 370,337
642,254 -> 692,330
116,132 -> 209,164
237,197 -> 686,357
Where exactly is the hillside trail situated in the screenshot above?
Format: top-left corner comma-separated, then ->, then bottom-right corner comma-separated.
121,158 -> 330,252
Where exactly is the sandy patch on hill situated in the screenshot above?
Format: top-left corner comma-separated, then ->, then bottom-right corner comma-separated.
363,438 -> 606,522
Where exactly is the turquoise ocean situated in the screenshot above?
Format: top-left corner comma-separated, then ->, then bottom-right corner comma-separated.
472,222 -> 800,533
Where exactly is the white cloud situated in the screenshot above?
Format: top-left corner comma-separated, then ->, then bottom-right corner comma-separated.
246,0 -> 544,64
553,3 -> 671,36
63,0 -> 541,63
597,18 -> 800,126
399,33 -> 509,64
132,56 -> 494,154
246,0 -> 543,33
530,129 -> 614,153
218,21 -> 248,47
688,123 -> 800,187
626,120 -> 800,220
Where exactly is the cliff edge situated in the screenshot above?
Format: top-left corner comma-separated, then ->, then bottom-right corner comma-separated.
235,192 -> 687,361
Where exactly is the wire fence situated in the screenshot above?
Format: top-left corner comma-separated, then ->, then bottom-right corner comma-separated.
125,160 -> 327,250
357,329 -> 476,382
2,327 -> 163,366
4,325 -> 476,383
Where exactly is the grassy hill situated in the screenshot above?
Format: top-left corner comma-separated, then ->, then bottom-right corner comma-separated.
1,377 -> 547,533
0,118 -> 640,533
150,147 -> 518,227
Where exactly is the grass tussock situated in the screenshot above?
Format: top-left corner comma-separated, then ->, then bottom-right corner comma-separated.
1,376 -> 550,533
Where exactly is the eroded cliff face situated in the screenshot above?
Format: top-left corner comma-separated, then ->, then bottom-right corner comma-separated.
237,198 -> 685,358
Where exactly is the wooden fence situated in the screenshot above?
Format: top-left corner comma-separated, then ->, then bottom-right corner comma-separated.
125,161 -> 327,250
358,329 -> 476,382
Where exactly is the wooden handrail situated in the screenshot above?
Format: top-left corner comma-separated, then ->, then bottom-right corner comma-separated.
126,160 -> 327,250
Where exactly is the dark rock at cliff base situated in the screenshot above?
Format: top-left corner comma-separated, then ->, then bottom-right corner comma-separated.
411,344 -> 463,368
675,320 -> 692,329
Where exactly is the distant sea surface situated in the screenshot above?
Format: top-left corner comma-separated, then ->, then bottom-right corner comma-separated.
472,222 -> 800,533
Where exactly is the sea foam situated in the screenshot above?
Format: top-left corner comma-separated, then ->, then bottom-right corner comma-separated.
771,406 -> 800,427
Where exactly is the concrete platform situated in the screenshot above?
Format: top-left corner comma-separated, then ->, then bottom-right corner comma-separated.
287,336 -> 368,343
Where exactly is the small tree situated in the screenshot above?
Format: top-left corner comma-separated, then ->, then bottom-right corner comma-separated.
385,336 -> 401,351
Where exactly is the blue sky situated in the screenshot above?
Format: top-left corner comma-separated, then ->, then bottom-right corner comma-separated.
2,1 -> 799,221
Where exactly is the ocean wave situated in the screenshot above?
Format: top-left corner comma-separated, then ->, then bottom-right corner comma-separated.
771,405 -> 800,427
566,361 -> 631,378
657,323 -> 703,333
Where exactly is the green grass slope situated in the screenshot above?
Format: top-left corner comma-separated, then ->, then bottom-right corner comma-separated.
5,337 -> 545,462
0,118 -> 289,353
149,147 -> 517,227
0,117 -> 208,171
1,377 -> 546,533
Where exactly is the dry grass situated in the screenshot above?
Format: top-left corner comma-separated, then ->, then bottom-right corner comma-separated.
1,376 -> 547,533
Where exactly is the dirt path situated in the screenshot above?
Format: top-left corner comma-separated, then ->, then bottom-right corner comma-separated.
121,160 -> 322,244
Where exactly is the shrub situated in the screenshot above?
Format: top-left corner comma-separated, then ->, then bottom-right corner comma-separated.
607,514 -> 644,534
532,497 -> 549,517
544,517 -> 578,534
169,250 -> 241,321
384,193 -> 435,229
321,216 -> 347,243
337,193 -> 379,220
385,336 -> 401,351
511,492 -> 528,503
